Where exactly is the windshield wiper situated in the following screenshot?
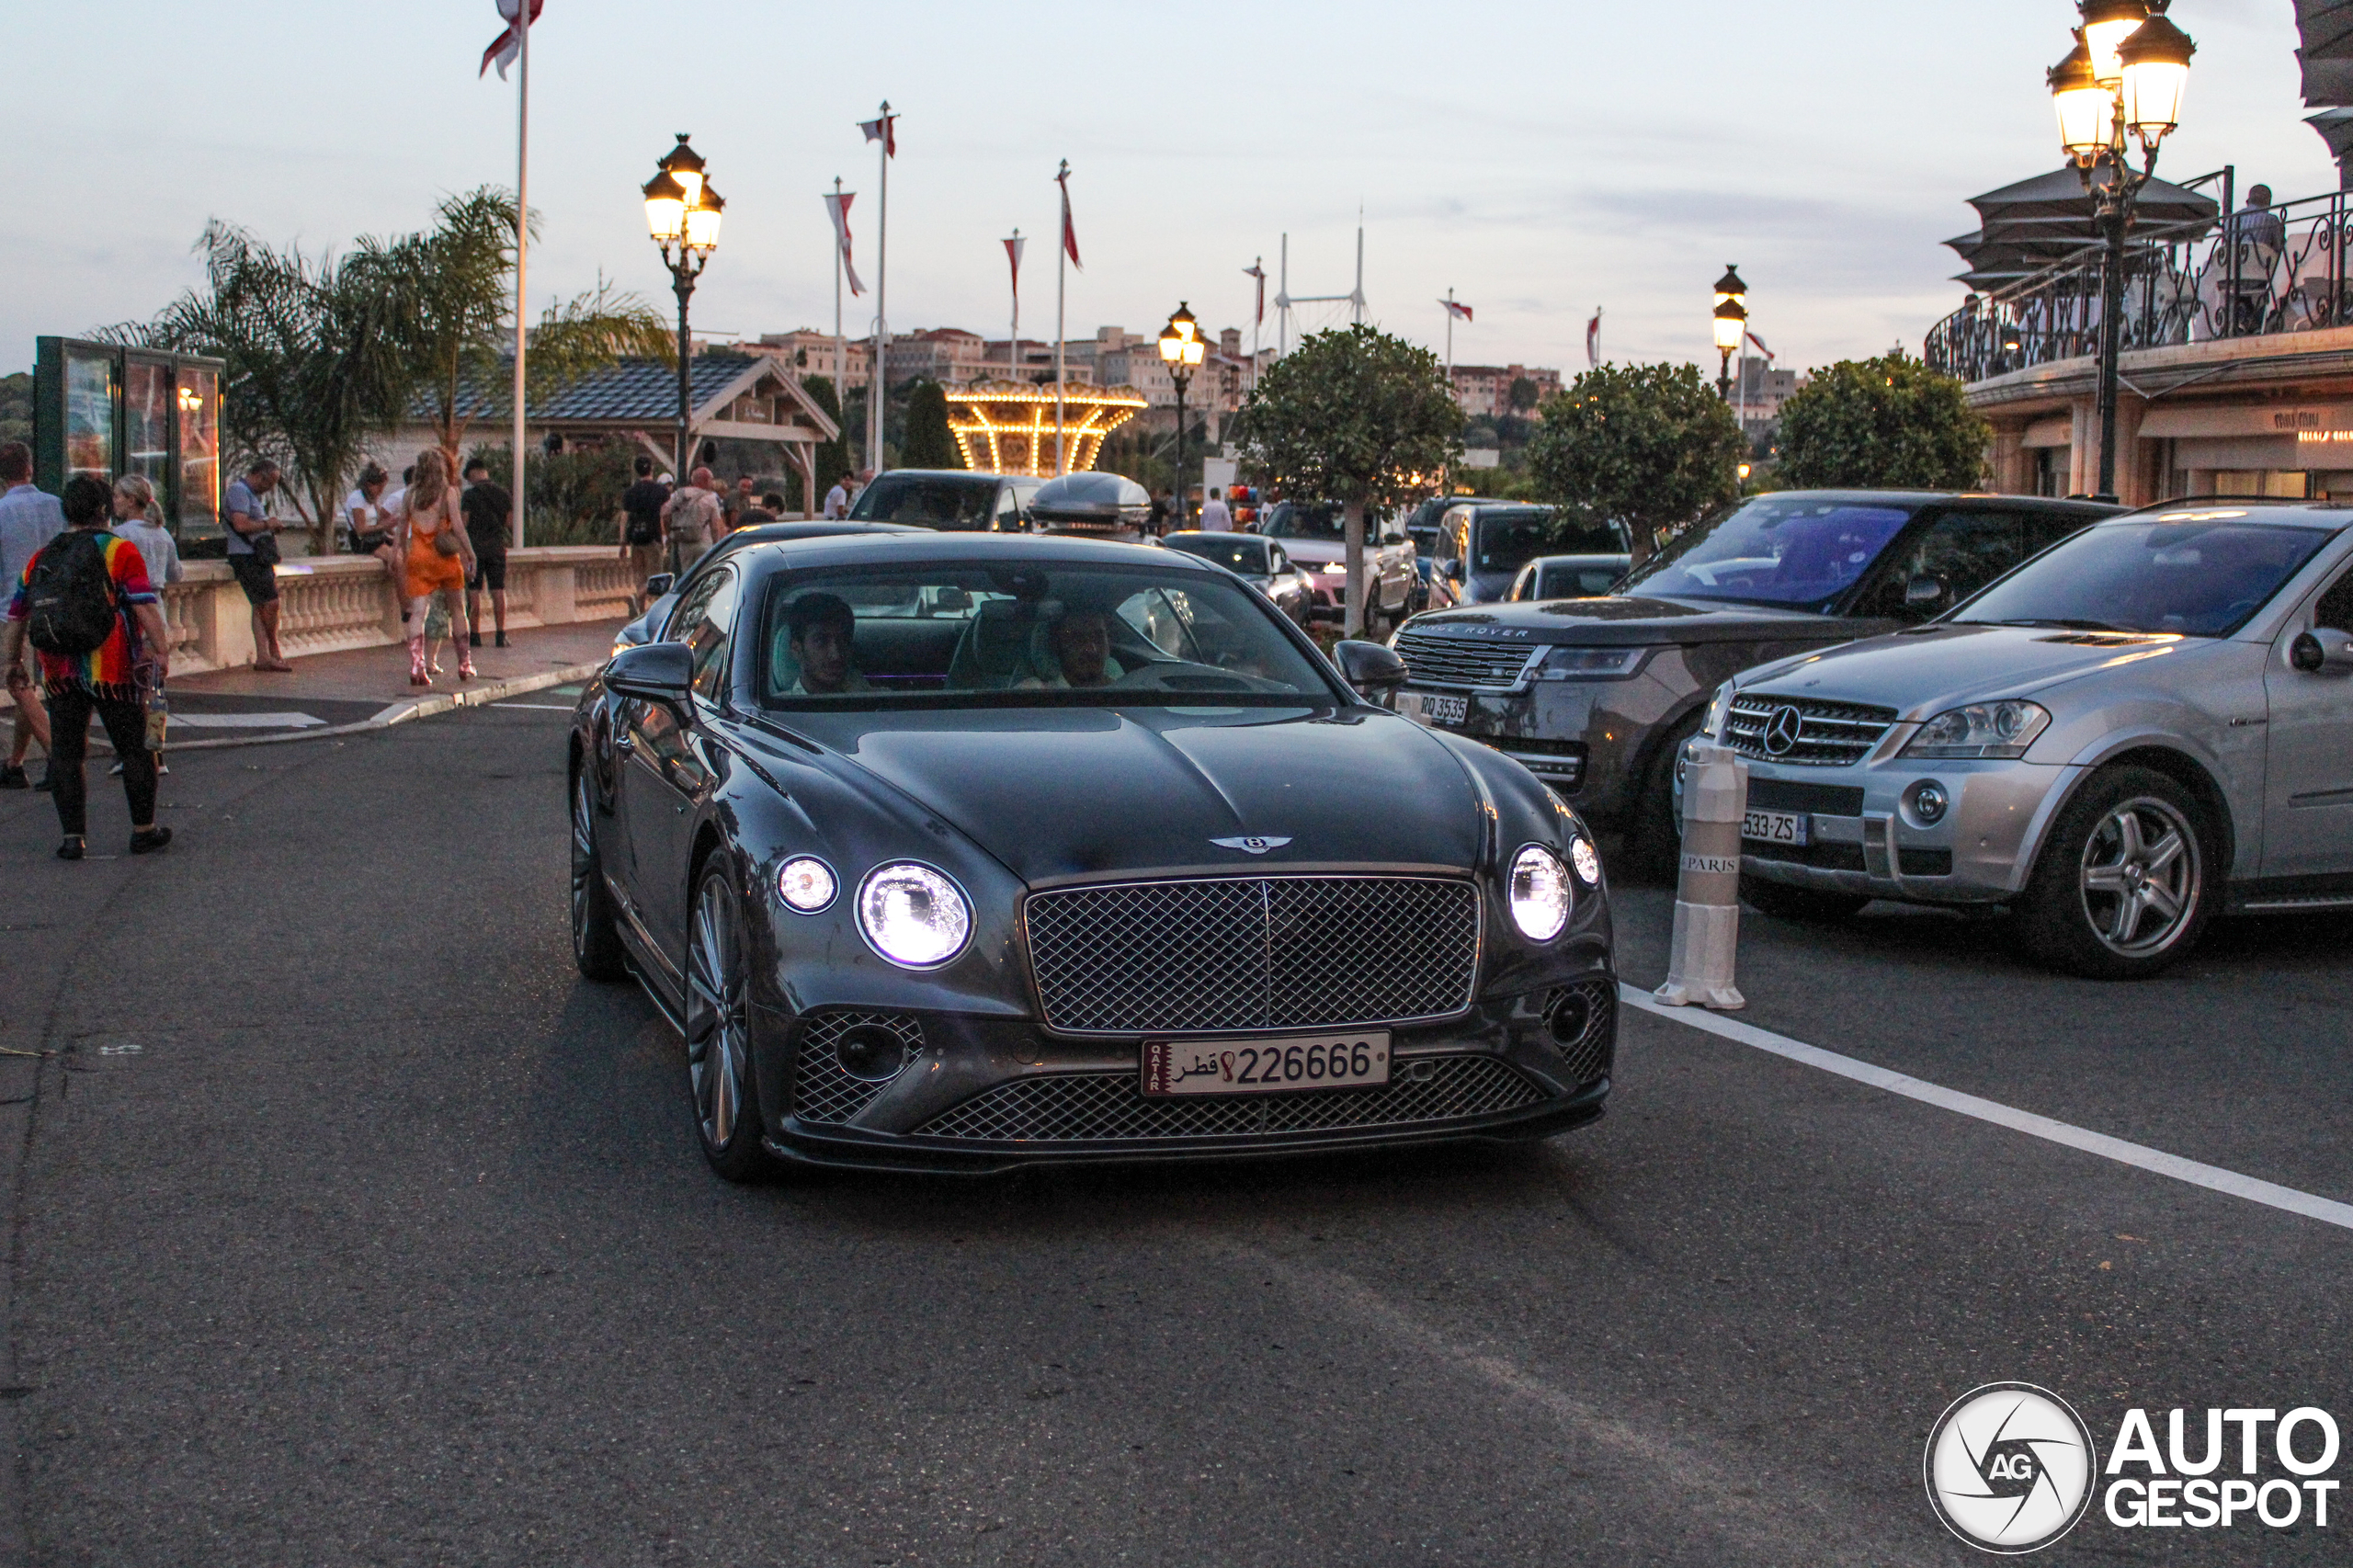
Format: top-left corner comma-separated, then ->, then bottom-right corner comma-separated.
1971,617 -> 2129,632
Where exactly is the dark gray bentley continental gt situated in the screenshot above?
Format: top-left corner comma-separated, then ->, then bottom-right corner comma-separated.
568,532 -> 1617,1178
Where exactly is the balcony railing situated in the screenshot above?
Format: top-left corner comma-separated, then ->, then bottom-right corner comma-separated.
1926,176 -> 2353,384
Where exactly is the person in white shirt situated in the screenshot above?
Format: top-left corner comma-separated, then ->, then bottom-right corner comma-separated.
1198,487 -> 1234,532
108,477 -> 182,585
824,477 -> 850,519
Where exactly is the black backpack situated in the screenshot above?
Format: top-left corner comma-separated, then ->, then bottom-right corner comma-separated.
25,531 -> 121,656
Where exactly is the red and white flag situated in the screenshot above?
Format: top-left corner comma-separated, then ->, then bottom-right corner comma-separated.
1439,298 -> 1473,323
1745,330 -> 1775,362
858,113 -> 897,158
823,191 -> 865,297
478,0 -> 541,79
1057,164 -> 1082,270
1244,263 -> 1266,324
1586,307 -> 1604,369
1004,233 -> 1027,290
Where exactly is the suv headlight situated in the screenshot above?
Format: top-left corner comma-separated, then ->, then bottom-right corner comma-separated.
1700,682 -> 1734,740
1507,845 -> 1572,941
857,863 -> 972,968
1901,699 -> 2051,759
1535,645 -> 1646,680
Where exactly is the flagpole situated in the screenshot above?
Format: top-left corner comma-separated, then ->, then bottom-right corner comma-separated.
1443,288 -> 1454,389
1006,228 -> 1019,385
870,102 -> 889,477
1250,256 -> 1261,392
832,178 -> 846,396
1054,160 -> 1068,477
510,3 -> 529,550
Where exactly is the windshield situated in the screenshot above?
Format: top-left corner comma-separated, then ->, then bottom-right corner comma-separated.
1165,536 -> 1268,574
848,475 -> 999,528
1262,502 -> 1344,541
1472,510 -> 1623,575
1953,519 -> 2335,637
1621,496 -> 1915,608
760,562 -> 1334,707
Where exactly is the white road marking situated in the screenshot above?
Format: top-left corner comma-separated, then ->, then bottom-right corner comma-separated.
492,702 -> 574,711
1620,983 -> 2353,1233
163,711 -> 326,729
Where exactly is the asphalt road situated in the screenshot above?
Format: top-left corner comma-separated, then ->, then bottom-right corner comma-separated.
2,708 -> 2348,1566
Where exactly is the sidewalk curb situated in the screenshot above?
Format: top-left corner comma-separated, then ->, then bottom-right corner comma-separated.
163,662 -> 601,753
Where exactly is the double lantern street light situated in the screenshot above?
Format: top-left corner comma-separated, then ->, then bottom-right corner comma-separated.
1711,266 -> 1748,402
1159,302 -> 1206,523
642,133 -> 726,483
2047,0 -> 2196,500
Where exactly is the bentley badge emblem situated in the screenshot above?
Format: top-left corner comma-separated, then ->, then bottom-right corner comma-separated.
1211,836 -> 1291,855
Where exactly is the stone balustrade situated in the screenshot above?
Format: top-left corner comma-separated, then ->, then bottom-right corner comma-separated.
158,546 -> 639,673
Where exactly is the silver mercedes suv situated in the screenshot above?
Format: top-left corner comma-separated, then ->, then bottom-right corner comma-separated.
1690,502 -> 2353,977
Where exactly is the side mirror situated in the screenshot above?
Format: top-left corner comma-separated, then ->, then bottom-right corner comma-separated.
1334,639 -> 1408,699
2290,628 -> 2353,675
1442,560 -> 1465,583
641,573 -> 675,601
606,640 -> 694,703
1904,574 -> 1947,611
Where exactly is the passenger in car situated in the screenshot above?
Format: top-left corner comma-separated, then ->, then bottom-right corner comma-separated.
785,593 -> 871,695
1021,608 -> 1123,689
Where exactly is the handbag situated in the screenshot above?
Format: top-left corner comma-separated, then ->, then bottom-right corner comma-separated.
248,528 -> 281,568
434,526 -> 460,558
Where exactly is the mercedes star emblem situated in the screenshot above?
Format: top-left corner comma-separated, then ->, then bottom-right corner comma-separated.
1763,705 -> 1805,756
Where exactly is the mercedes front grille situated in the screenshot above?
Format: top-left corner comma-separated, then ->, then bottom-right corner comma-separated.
1723,694 -> 1898,767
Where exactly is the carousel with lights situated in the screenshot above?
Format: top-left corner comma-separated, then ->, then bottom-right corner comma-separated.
945,381 -> 1149,477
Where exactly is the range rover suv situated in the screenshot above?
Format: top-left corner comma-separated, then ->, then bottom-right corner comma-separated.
1389,490 -> 2120,872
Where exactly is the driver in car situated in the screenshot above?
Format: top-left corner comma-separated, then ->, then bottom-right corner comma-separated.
785,592 -> 871,694
1023,608 -> 1123,688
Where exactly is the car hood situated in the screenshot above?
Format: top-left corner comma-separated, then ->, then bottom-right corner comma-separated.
784,706 -> 1483,882
1276,537 -> 1403,566
1408,596 -> 1856,646
1734,622 -> 2208,717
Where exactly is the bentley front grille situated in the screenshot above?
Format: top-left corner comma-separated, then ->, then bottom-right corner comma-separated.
1023,876 -> 1482,1035
1723,694 -> 1898,767
792,1010 -> 926,1125
1392,631 -> 1541,690
909,1054 -> 1544,1142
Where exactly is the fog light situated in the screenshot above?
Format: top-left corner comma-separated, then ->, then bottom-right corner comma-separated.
1547,989 -> 1593,1046
1911,781 -> 1949,825
835,1025 -> 909,1082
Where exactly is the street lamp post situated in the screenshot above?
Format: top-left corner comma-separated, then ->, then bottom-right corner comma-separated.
1711,266 -> 1748,401
642,133 -> 725,483
2049,0 -> 2195,500
1158,302 -> 1205,527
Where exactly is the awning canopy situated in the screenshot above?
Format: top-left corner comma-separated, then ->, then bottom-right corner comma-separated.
1945,168 -> 2221,285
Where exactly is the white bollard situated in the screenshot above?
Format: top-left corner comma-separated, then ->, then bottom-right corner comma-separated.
1654,741 -> 1748,1011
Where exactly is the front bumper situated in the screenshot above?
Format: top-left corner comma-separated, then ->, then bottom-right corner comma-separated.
752,977 -> 1616,1175
1394,668 -> 1690,820
1692,739 -> 2081,906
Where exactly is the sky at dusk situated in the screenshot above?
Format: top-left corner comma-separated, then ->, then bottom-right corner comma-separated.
4,0 -> 2333,382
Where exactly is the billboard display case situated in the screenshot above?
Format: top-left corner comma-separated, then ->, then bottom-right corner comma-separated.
33,337 -> 226,551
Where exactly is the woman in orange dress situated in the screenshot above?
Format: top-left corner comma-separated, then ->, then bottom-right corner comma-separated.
392,450 -> 477,687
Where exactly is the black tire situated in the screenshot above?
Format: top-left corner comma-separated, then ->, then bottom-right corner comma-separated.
571,764 -> 628,982
1739,874 -> 1870,923
685,859 -> 773,1181
1626,709 -> 1709,884
2013,766 -> 2217,980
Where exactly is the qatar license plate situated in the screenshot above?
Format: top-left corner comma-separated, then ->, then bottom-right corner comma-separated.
1742,807 -> 1811,846
1142,1031 -> 1392,1096
1398,690 -> 1468,727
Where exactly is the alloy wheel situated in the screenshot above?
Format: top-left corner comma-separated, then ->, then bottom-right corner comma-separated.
2076,796 -> 2200,958
686,872 -> 749,1151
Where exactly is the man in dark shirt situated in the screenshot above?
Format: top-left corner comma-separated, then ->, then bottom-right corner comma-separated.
460,458 -> 513,648
620,456 -> 670,614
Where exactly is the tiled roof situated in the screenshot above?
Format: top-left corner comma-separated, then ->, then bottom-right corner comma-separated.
430,354 -> 762,424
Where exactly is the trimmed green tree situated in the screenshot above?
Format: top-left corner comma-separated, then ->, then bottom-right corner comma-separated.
902,379 -> 960,469
801,375 -> 852,500
1772,351 -> 1989,491
1525,361 -> 1744,565
1235,324 -> 1463,636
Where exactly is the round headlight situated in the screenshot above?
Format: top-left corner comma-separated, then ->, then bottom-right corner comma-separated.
1568,835 -> 1602,887
777,856 -> 837,913
857,862 -> 972,968
1508,845 -> 1572,942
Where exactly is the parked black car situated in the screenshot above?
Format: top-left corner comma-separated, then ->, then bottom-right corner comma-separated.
848,469 -> 1040,531
571,533 -> 1616,1178
1505,554 -> 1633,601
1390,491 -> 2121,869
